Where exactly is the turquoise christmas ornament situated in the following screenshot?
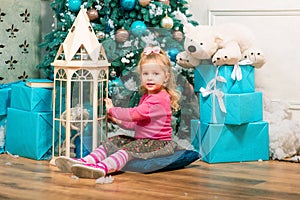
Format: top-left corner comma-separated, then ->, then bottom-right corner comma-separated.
168,48 -> 179,62
108,77 -> 124,96
68,0 -> 82,12
120,0 -> 136,11
130,20 -> 147,36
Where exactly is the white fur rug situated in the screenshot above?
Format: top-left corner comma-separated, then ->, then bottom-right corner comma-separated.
261,92 -> 300,160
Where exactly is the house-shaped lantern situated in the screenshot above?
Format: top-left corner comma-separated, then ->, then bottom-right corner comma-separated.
51,6 -> 110,161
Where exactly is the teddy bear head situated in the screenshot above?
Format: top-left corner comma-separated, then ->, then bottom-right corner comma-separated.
212,49 -> 241,66
175,51 -> 201,68
241,48 -> 266,68
183,25 -> 220,60
211,41 -> 242,66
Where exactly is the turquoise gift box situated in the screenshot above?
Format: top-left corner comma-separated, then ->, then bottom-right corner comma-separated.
5,108 -> 52,160
0,87 -> 11,115
190,119 -> 269,163
11,82 -> 53,112
0,81 -> 23,115
190,119 -> 200,153
194,64 -> 255,94
199,92 -> 263,125
0,115 -> 7,153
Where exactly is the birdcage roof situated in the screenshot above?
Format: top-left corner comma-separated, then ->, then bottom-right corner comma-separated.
52,6 -> 109,67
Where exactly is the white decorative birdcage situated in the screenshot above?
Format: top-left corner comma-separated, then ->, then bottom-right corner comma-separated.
50,6 -> 110,162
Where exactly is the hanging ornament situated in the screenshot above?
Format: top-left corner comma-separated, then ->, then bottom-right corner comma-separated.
168,48 -> 179,62
160,14 -> 173,29
115,28 -> 129,43
130,20 -> 147,36
139,0 -> 151,7
108,77 -> 123,96
158,0 -> 170,5
172,30 -> 183,42
68,0 -> 82,12
110,69 -> 117,77
108,69 -> 123,96
96,31 -> 105,39
87,8 -> 99,21
120,0 -> 136,11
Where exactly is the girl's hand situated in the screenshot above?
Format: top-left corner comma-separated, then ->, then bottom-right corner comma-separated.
107,114 -> 121,125
104,98 -> 114,113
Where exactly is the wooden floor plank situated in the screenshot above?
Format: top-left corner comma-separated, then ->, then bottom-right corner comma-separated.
0,154 -> 300,199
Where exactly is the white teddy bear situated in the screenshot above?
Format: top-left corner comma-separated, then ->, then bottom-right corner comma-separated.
183,23 -> 254,61
211,41 -> 242,66
175,51 -> 201,68
242,48 -> 266,68
174,11 -> 265,68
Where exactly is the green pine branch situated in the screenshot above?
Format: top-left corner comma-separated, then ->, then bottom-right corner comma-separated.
37,0 -> 197,81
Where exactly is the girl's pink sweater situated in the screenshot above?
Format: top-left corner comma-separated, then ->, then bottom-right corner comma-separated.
109,91 -> 172,141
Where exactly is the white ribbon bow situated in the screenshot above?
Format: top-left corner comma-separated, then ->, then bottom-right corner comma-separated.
239,59 -> 253,66
200,87 -> 227,113
202,75 -> 227,95
231,64 -> 242,81
231,59 -> 253,81
200,74 -> 227,123
143,46 -> 161,55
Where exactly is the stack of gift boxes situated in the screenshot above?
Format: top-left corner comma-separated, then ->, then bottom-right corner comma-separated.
5,82 -> 53,160
0,83 -> 15,153
190,63 -> 269,163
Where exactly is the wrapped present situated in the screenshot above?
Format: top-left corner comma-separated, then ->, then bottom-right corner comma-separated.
0,81 -> 23,115
5,108 -> 52,160
199,92 -> 263,125
0,87 -> 11,115
0,115 -> 7,128
11,82 -> 53,112
0,115 -> 7,153
194,64 -> 255,94
192,120 -> 269,163
190,119 -> 201,152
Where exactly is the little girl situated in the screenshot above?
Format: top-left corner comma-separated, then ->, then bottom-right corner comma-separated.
55,46 -> 181,179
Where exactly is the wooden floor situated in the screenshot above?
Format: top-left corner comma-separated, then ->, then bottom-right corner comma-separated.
0,154 -> 300,200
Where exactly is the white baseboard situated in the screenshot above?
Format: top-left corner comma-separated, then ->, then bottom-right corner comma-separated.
288,102 -> 300,123
289,101 -> 300,110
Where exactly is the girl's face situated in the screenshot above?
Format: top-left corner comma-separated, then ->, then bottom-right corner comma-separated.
140,60 -> 169,94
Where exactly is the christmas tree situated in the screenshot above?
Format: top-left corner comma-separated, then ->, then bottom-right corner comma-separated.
38,0 -> 198,76
37,0 -> 199,137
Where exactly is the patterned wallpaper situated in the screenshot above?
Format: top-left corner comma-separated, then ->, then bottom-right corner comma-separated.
0,0 -> 41,83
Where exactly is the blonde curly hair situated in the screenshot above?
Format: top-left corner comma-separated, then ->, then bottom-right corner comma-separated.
136,47 -> 181,112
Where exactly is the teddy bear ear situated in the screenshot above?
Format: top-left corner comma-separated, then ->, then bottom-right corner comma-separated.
183,23 -> 194,36
214,35 -> 224,44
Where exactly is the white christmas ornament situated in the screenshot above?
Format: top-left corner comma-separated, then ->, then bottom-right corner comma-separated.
161,14 -> 174,29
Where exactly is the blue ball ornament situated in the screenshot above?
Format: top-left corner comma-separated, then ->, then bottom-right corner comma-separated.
130,20 -> 147,36
68,0 -> 82,12
108,77 -> 124,96
168,48 -> 179,62
120,0 -> 136,11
